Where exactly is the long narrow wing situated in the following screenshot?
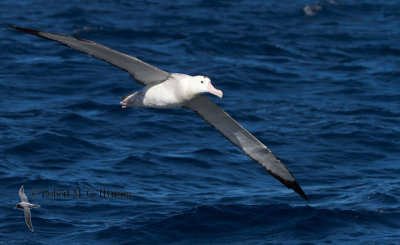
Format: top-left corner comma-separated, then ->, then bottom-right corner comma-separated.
185,95 -> 308,200
24,208 -> 34,232
19,185 -> 28,203
10,26 -> 170,86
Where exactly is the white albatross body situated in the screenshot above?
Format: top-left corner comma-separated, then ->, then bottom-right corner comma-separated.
10,25 -> 308,201
121,73 -> 222,108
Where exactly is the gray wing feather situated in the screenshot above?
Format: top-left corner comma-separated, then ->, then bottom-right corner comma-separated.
10,26 -> 170,86
184,95 -> 308,200
24,208 -> 34,232
19,185 -> 28,203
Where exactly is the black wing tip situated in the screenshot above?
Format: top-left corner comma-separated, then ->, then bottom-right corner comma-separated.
9,25 -> 40,35
9,25 -> 96,45
10,25 -> 50,41
9,25 -> 49,40
269,172 -> 309,201
289,180 -> 309,201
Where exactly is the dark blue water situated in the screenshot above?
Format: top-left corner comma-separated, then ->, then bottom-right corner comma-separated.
1,0 -> 400,244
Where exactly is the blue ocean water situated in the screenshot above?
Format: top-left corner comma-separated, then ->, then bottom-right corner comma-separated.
1,0 -> 400,244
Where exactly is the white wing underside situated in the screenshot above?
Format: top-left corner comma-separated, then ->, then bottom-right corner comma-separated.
24,208 -> 33,232
19,185 -> 28,203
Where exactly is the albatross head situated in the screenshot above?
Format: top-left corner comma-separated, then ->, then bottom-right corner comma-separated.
192,76 -> 223,98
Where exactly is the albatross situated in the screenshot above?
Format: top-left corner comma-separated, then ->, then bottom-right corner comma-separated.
15,185 -> 40,232
10,26 -> 308,201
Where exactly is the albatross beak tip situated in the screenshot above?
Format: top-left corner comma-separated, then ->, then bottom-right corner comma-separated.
209,89 -> 223,98
208,83 -> 223,98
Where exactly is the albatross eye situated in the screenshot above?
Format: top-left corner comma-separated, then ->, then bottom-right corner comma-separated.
201,81 -> 204,83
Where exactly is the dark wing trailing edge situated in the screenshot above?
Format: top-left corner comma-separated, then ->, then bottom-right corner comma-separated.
9,25 -> 170,86
185,95 -> 308,201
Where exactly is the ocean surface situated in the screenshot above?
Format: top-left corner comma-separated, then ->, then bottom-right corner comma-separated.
1,0 -> 399,244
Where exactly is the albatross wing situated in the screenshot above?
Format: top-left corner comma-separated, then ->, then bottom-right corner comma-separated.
9,26 -> 170,86
185,95 -> 308,201
24,208 -> 34,232
19,185 -> 28,203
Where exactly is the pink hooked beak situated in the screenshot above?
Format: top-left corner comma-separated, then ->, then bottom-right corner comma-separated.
207,81 -> 223,98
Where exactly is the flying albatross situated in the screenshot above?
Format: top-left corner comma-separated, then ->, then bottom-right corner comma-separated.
15,185 -> 40,232
10,26 -> 308,201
